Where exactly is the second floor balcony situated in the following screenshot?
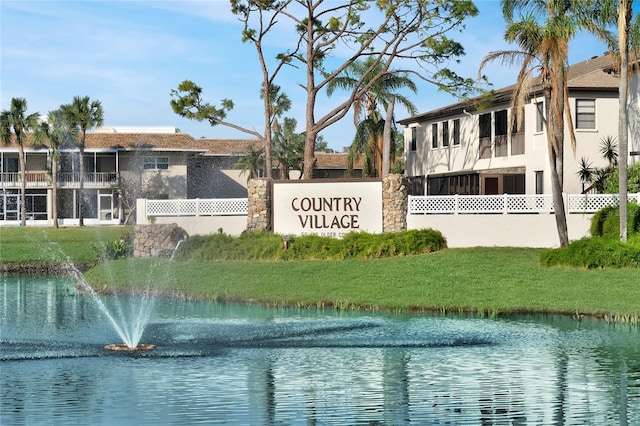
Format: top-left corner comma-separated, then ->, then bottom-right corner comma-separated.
0,171 -> 118,189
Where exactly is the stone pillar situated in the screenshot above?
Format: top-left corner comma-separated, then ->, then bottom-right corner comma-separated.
382,174 -> 408,233
133,224 -> 188,257
247,178 -> 272,232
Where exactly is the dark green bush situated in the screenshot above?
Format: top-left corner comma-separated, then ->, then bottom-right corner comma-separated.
590,203 -> 640,237
174,229 -> 447,261
540,235 -> 640,268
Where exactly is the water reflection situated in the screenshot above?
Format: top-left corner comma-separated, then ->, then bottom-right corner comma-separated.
2,276 -> 640,424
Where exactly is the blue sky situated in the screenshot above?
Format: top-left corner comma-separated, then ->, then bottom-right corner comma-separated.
0,0 -> 619,151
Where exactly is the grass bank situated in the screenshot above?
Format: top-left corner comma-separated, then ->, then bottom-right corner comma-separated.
84,248 -> 640,320
0,226 -> 127,264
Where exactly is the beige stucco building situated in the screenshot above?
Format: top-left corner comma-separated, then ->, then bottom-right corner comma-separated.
399,54 -> 640,196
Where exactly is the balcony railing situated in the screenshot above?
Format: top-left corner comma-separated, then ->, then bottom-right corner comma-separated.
57,172 -> 118,188
0,171 -> 118,188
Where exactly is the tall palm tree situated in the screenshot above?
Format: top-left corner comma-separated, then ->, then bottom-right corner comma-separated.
34,110 -> 77,228
0,98 -> 40,226
60,96 -> 104,226
480,0 -> 582,247
582,0 -> 638,241
327,58 -> 418,177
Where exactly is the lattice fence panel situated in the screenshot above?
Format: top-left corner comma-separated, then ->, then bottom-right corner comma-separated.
198,198 -> 248,215
146,198 -> 247,216
506,195 -> 554,213
409,196 -> 456,213
567,194 -> 618,213
458,195 -> 503,213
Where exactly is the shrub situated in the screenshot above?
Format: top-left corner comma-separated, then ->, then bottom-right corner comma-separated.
591,202 -> 640,237
540,236 -> 640,268
174,229 -> 447,262
93,228 -> 134,261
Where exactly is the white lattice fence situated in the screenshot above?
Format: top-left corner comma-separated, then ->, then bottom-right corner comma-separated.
409,193 -> 640,215
146,198 -> 248,216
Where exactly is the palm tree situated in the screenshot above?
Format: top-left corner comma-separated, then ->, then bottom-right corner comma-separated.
327,58 -> 418,177
233,144 -> 265,180
34,110 -> 77,228
271,117 -> 304,180
0,98 -> 40,226
480,0 -> 582,247
60,96 -> 104,226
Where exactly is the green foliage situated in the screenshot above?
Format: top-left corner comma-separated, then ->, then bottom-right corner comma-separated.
173,229 -> 446,262
591,203 -> 640,237
544,203 -> 640,268
92,228 -> 134,261
603,162 -> 640,194
540,235 -> 640,269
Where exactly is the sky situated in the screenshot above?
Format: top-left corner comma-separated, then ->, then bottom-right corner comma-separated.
0,0 -> 622,152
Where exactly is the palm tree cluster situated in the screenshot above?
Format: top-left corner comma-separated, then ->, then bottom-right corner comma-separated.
1,96 -> 103,227
327,57 -> 417,178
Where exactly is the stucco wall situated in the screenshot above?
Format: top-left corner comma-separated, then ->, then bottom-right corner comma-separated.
407,213 -> 593,248
404,92 -> 621,196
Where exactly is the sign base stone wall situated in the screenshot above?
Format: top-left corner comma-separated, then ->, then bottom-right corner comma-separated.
382,174 -> 408,233
134,224 -> 188,257
247,178 -> 272,232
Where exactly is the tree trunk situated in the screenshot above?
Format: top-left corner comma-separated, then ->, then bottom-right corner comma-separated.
52,155 -> 59,228
618,0 -> 631,243
547,68 -> 569,247
382,99 -> 395,178
78,129 -> 86,226
18,144 -> 26,227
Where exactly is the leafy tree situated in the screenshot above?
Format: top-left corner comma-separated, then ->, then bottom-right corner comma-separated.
171,0 -> 293,180
177,0 -> 477,179
480,0 -> 586,247
60,96 -> 104,226
0,98 -> 40,226
327,57 -> 417,177
34,110 -> 77,228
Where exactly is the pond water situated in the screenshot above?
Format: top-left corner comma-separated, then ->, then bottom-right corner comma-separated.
2,275 -> 640,425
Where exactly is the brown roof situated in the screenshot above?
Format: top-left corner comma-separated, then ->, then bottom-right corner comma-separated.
398,53 -> 618,125
4,133 -> 360,169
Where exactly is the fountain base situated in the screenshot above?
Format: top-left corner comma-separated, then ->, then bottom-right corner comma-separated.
104,344 -> 155,351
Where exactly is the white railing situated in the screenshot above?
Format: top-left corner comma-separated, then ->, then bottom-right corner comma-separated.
409,193 -> 640,215
145,198 -> 248,217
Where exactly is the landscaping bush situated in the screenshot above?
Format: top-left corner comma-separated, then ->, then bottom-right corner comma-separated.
591,203 -> 640,237
173,229 -> 447,261
92,228 -> 134,260
540,236 -> 640,268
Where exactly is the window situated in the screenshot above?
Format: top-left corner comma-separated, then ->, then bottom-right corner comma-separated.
503,174 -> 525,194
576,99 -> 595,129
453,119 -> 460,145
535,171 -> 544,194
494,110 -> 508,157
535,102 -> 544,133
479,113 -> 492,159
144,156 -> 169,170
410,127 -> 417,151
431,123 -> 438,148
442,121 -> 449,147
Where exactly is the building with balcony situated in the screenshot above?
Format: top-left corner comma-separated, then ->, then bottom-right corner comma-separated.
399,53 -> 640,196
0,126 -> 362,226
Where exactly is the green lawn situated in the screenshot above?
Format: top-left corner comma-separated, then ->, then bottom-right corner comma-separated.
0,226 -> 127,264
84,248 -> 640,320
3,226 -> 640,320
